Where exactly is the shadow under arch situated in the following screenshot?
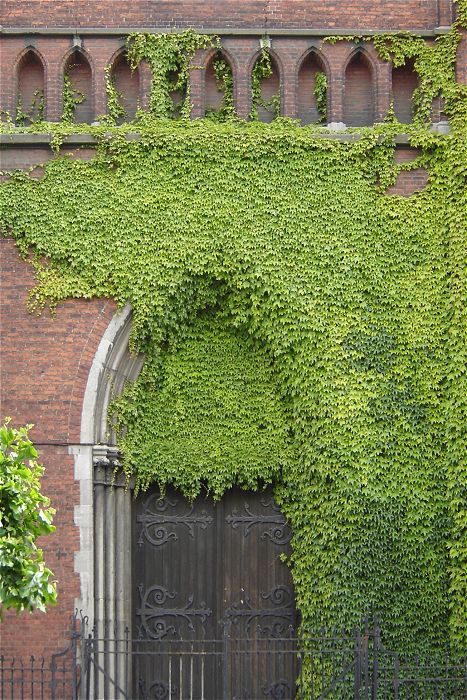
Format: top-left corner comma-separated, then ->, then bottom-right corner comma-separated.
249,47 -> 283,122
296,46 -> 329,125
343,47 -> 375,126
62,46 -> 94,123
15,46 -> 46,123
203,47 -> 236,117
108,48 -> 141,121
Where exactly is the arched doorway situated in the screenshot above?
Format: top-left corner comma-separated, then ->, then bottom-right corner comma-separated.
133,485 -> 297,698
78,305 -> 297,697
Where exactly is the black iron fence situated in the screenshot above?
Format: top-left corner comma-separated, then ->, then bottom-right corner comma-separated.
1,618 -> 466,699
0,616 -> 81,700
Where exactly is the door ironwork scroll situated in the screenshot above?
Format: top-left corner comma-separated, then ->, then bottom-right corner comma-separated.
133,486 -> 297,699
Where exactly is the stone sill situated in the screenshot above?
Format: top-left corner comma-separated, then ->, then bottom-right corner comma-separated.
0,132 -> 417,148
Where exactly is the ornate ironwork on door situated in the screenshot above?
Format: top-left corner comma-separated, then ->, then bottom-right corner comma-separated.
133,486 -> 297,699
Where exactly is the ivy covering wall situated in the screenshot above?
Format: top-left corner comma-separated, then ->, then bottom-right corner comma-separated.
1,3 -> 466,656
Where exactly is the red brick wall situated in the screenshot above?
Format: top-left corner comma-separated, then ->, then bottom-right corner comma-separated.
0,0 -> 444,31
0,237 -> 116,657
386,148 -> 429,196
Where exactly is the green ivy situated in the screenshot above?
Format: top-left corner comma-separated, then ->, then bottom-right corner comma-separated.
126,30 -> 218,119
110,314 -> 294,499
62,73 -> 85,124
0,7 -> 466,654
205,51 -> 235,121
15,90 -> 45,126
102,66 -> 127,125
250,47 -> 280,121
313,71 -> 327,124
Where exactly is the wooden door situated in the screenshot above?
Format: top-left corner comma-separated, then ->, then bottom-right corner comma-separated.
133,486 -> 297,699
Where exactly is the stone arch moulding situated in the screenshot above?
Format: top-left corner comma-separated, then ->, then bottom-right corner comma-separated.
70,303 -> 143,633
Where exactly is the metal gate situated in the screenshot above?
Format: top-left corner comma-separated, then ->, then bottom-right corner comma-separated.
2,616 -> 466,698
132,485 -> 297,698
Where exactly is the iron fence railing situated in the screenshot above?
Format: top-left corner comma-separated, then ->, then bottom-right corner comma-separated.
1,617 -> 466,699
0,617 -> 81,700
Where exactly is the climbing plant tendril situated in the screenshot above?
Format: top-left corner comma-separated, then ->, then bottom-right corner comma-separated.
61,73 -> 85,124
102,66 -> 127,125
205,52 -> 235,121
126,30 -> 218,119
250,47 -> 280,121
0,6 -> 466,655
313,71 -> 327,124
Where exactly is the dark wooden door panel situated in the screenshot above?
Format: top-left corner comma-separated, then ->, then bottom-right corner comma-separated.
133,486 -> 296,699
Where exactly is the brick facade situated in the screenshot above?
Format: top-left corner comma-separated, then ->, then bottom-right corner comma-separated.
1,33 -> 459,125
0,0 -> 454,30
0,237 -> 116,657
0,0 -> 465,667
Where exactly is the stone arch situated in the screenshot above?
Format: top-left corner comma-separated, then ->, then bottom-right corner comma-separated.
296,47 -> 329,125
343,48 -> 375,126
81,303 -> 143,448
108,49 -> 140,121
75,303 -> 142,632
249,47 -> 282,122
204,48 -> 235,117
75,299 -> 293,693
62,47 -> 94,123
15,47 -> 46,123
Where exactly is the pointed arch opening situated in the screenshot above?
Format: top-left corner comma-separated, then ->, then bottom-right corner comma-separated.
204,50 -> 235,119
251,51 -> 281,123
392,59 -> 418,124
297,50 -> 328,125
110,51 -> 140,122
63,49 -> 93,124
16,49 -> 45,124
343,51 -> 374,127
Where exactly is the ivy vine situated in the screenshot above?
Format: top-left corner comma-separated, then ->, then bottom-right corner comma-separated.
205,51 -> 235,121
126,30 -> 218,119
313,71 -> 327,124
61,73 -> 85,124
103,66 -> 127,125
15,90 -> 45,126
250,47 -> 281,121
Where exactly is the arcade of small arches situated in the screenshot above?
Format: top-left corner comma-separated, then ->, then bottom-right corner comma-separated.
7,38 -> 429,128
